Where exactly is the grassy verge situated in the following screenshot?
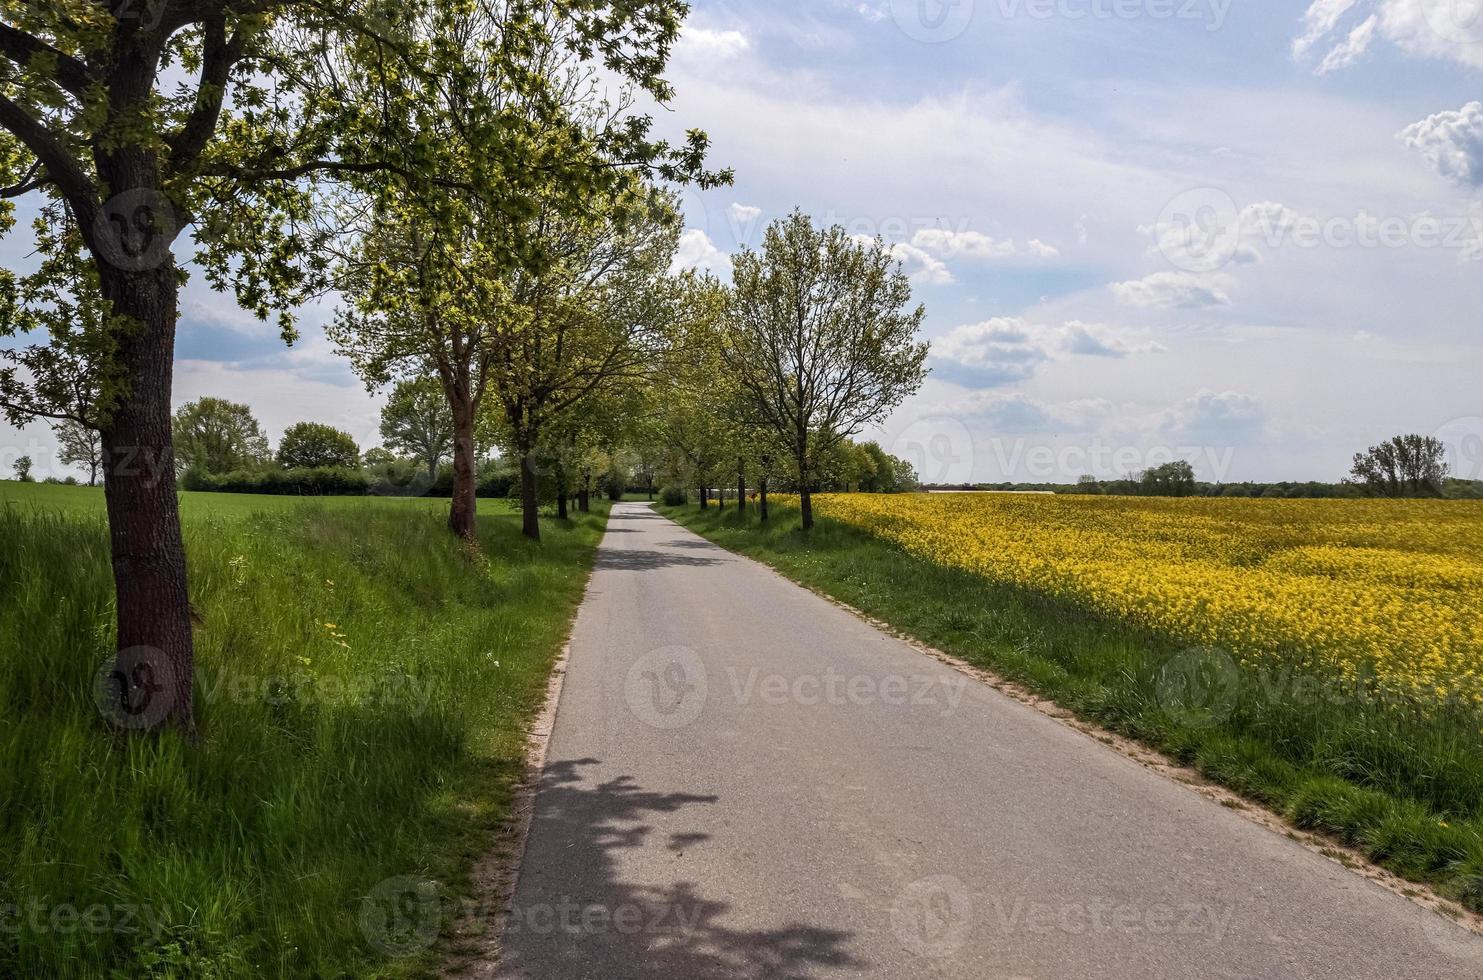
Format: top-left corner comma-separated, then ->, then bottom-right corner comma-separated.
661,502 -> 1483,912
0,493 -> 608,978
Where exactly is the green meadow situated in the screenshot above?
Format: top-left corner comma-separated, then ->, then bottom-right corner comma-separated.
1,482 -> 606,978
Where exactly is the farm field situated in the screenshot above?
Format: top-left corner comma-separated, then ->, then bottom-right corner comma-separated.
664,495 -> 1483,914
0,487 -> 605,977
811,493 -> 1483,709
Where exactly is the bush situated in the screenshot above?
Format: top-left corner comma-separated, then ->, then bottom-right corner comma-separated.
660,485 -> 688,506
182,466 -> 371,496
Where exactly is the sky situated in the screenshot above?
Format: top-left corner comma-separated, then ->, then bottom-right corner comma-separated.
5,0 -> 1483,485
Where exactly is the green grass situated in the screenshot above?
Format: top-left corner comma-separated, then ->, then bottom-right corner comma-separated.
0,478 -> 491,520
1,489 -> 607,978
663,501 -> 1483,912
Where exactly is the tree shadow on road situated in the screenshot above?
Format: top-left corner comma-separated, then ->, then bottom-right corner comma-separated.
496,758 -> 862,980
594,550 -> 728,572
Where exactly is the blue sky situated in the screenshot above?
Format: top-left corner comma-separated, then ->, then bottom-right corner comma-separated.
6,0 -> 1483,484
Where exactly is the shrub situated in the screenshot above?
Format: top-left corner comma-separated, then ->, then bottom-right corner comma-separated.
183,467 -> 371,496
660,485 -> 687,506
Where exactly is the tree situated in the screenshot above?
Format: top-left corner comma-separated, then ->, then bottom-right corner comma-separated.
172,397 -> 270,475
277,422 -> 359,470
1349,435 -> 1449,498
489,193 -> 697,540
1139,460 -> 1197,497
54,419 -> 102,485
379,377 -> 452,480
330,7 -> 727,541
0,0 -> 495,730
11,454 -> 32,481
720,212 -> 930,530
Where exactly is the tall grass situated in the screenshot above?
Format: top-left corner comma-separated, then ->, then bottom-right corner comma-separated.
665,503 -> 1483,912
0,499 -> 606,978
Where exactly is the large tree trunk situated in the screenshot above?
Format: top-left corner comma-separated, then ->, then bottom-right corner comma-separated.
737,457 -> 746,514
556,466 -> 569,520
579,468 -> 591,513
798,458 -> 815,531
519,452 -> 540,541
448,396 -> 477,539
97,262 -> 194,733
760,476 -> 769,522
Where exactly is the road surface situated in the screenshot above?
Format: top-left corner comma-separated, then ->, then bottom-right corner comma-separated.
496,502 -> 1483,979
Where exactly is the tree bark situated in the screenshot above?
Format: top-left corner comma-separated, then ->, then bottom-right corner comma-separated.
737,457 -> 746,514
699,484 -> 708,509
579,468 -> 591,513
447,395 -> 477,539
519,452 -> 540,541
556,465 -> 569,520
97,262 -> 195,733
760,476 -> 769,522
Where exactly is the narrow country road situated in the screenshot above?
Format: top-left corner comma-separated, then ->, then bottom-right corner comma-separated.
495,503 -> 1483,979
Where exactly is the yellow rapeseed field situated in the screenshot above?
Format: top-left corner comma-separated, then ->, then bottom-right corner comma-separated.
806,493 -> 1483,707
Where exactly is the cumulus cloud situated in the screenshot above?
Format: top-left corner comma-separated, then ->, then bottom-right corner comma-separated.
910,229 -> 1060,260
854,235 -> 954,285
953,392 -> 1118,434
1160,390 -> 1269,445
728,203 -> 763,223
1110,271 -> 1234,310
1295,0 -> 1483,73
1398,102 -> 1483,186
670,229 -> 732,276
929,318 -> 1163,387
1138,200 -> 1298,275
675,27 -> 751,61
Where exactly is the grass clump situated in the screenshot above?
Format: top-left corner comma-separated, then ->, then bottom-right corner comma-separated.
0,496 -> 606,978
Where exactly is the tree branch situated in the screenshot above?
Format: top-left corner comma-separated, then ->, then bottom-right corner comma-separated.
166,16 -> 242,171
0,94 -> 96,216
0,22 -> 96,98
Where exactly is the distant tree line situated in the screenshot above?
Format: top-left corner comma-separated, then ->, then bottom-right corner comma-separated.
929,434 -> 1480,500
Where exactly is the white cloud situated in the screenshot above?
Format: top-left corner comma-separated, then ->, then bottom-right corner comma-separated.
670,229 -> 733,276
1316,14 -> 1378,73
728,203 -> 763,223
1159,389 -> 1269,445
675,27 -> 751,62
1294,0 -> 1360,57
910,228 -> 1060,260
929,318 -> 1163,387
1398,102 -> 1483,186
1295,0 -> 1483,73
953,391 -> 1119,434
855,235 -> 954,285
1111,271 -> 1234,310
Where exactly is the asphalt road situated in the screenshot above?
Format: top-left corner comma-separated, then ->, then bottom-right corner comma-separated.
496,502 -> 1483,979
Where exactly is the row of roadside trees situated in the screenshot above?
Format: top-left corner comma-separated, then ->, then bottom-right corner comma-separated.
0,0 -> 729,733
0,2 -> 933,733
